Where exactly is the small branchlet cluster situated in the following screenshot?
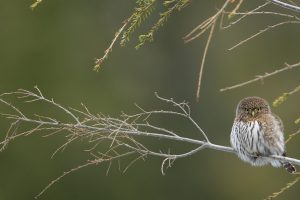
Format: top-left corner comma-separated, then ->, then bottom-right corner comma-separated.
0,87 -> 211,198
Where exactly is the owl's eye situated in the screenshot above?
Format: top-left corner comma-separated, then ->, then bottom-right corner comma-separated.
257,107 -> 261,112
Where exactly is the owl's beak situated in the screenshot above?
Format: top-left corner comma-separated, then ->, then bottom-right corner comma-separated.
251,110 -> 255,117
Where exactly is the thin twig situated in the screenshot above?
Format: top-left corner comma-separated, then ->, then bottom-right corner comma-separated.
93,17 -> 132,71
271,0 -> 300,13
228,20 -> 300,51
221,2 -> 270,29
196,21 -> 216,101
285,129 -> 300,144
35,151 -> 136,199
220,61 -> 300,92
183,0 -> 231,43
273,84 -> 300,107
263,176 -> 300,200
223,11 -> 300,22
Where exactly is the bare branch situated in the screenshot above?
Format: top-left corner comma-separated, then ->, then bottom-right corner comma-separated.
228,20 -> 300,51
220,61 -> 300,92
0,88 -> 299,198
222,11 -> 300,24
271,0 -> 300,13
196,21 -> 216,102
0,99 -> 26,118
16,87 -> 81,124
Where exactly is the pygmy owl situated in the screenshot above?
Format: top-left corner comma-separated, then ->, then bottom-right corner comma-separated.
230,96 -> 296,173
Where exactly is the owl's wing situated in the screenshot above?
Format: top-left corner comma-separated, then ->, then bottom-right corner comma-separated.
272,113 -> 284,132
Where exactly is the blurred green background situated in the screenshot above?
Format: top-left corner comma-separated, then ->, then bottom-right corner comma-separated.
0,0 -> 300,199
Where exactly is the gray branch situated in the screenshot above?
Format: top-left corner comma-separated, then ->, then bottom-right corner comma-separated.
1,87 -> 300,197
271,0 -> 300,13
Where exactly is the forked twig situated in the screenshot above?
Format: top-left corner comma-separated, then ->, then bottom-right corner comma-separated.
183,0 -> 231,43
221,2 -> 270,29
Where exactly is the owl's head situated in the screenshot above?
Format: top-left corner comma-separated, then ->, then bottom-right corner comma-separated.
236,96 -> 270,118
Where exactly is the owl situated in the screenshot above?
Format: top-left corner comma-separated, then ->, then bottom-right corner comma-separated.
230,96 -> 295,173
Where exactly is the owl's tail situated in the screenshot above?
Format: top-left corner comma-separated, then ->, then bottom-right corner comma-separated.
283,162 -> 296,174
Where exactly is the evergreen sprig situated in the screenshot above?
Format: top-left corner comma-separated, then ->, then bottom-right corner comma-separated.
136,0 -> 190,49
273,85 -> 300,107
120,0 -> 157,47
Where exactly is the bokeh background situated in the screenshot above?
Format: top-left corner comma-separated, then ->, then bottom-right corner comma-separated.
0,0 -> 300,199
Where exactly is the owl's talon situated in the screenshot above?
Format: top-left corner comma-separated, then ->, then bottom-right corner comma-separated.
252,153 -> 261,160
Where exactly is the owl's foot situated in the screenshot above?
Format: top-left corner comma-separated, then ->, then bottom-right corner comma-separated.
282,152 -> 287,157
252,152 -> 262,160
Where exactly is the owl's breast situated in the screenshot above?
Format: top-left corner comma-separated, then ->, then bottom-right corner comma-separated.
230,120 -> 262,153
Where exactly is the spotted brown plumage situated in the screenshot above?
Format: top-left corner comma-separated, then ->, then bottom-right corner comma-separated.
230,96 -> 296,173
